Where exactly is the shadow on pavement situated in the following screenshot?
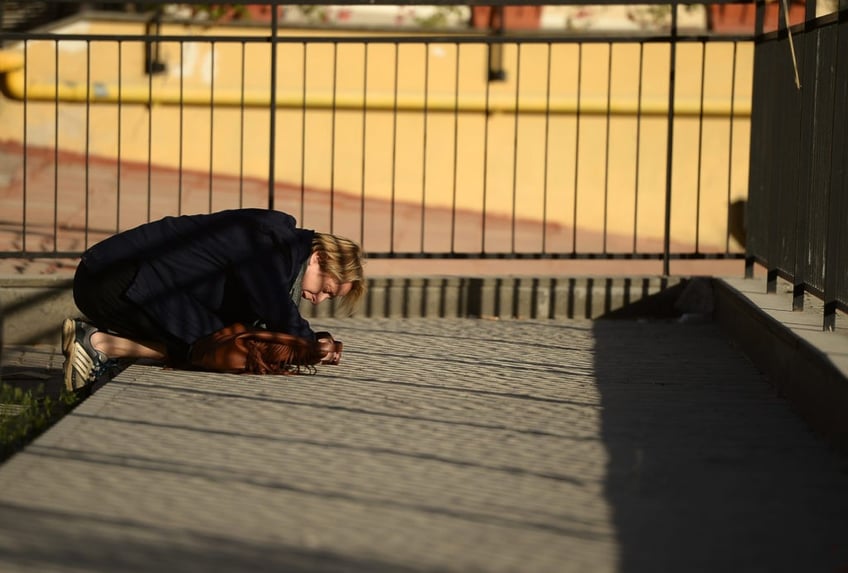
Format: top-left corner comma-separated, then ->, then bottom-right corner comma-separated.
0,501 -> 430,573
593,318 -> 848,572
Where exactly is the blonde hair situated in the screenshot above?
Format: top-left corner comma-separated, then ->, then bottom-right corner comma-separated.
312,233 -> 366,314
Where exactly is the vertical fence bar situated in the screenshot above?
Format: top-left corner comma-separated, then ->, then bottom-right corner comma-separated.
391,42 -> 400,252
810,21 -> 838,328
268,2 -> 279,210
300,42 -> 310,224
823,14 -> 846,330
793,29 -> 814,311
450,42 -> 461,253
208,41 -> 215,213
146,35 -> 153,223
602,42 -> 613,254
299,42 -> 307,222
420,43 -> 430,254
480,39 -> 492,254
633,42 -> 645,254
756,0 -> 766,35
239,41 -> 246,207
510,42 -> 521,254
542,42 -> 552,254
572,43 -> 582,254
694,41 -> 706,254
21,41 -> 27,253
751,1 -> 774,283
771,17 -> 803,295
806,0 -> 818,22
662,1 -> 678,276
116,41 -> 123,232
84,40 -> 91,247
329,42 -> 339,232
726,41 -> 738,255
359,43 -> 368,248
52,40 -> 59,250
177,41 -> 184,214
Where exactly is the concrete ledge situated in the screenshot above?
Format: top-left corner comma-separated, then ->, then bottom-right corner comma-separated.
0,275 -> 76,346
1,274 -> 685,345
714,276 -> 848,452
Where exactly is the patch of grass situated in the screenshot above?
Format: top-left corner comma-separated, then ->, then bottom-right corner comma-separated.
0,382 -> 83,462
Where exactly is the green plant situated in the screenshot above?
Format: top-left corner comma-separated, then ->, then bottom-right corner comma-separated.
0,382 -> 82,462
188,4 -> 248,21
414,6 -> 466,29
130,3 -> 249,21
628,4 -> 701,29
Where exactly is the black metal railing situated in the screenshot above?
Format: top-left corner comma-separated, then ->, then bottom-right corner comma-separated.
746,0 -> 847,330
0,1 -> 752,277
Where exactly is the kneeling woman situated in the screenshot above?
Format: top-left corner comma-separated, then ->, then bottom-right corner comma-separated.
63,208 -> 365,389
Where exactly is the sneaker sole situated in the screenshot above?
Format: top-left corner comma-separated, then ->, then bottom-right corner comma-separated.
61,318 -> 76,391
62,318 -> 94,391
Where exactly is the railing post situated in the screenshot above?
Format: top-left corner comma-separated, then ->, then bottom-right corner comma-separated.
806,0 -> 818,23
792,282 -> 805,310
792,3 -> 811,312
487,7 -> 506,81
745,256 -> 756,279
767,268 -> 778,294
268,1 -> 279,211
144,8 -> 166,75
746,1 -> 765,282
823,301 -> 837,331
662,0 -> 678,277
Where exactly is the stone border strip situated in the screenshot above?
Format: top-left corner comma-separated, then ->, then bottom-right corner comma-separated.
714,276 -> 848,452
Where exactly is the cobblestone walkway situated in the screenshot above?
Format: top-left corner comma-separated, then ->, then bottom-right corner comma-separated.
1,317 -> 847,572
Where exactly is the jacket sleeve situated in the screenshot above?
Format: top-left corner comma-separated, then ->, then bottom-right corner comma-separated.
268,297 -> 316,340
228,213 -> 317,340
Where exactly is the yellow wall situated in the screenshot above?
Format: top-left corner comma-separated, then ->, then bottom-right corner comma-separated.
0,18 -> 753,251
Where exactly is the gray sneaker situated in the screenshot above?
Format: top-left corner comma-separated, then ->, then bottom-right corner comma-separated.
62,318 -> 117,391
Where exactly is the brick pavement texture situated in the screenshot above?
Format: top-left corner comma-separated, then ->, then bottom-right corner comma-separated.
1,317 -> 847,573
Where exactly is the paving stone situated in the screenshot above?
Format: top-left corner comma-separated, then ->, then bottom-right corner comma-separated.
0,317 -> 846,573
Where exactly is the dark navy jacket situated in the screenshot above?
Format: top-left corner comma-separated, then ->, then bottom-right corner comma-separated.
81,209 -> 316,344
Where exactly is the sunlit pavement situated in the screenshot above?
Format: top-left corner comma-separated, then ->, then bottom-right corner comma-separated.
1,316 -> 847,572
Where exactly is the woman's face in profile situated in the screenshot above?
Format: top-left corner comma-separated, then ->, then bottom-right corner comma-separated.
301,252 -> 352,305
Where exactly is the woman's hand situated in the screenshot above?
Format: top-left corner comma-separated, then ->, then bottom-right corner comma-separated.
318,337 -> 342,365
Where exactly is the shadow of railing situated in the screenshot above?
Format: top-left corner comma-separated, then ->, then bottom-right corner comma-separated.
304,276 -> 689,322
592,317 -> 848,571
